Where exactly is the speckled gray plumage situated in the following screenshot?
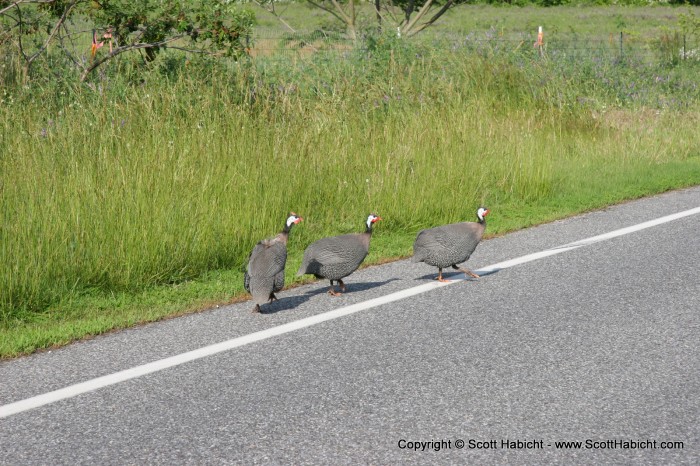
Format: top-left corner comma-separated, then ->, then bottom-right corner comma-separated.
243,260 -> 285,296
244,214 -> 302,310
245,233 -> 289,305
412,221 -> 485,269
273,270 -> 285,293
297,232 -> 372,281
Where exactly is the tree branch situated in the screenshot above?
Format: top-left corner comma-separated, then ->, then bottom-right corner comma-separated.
328,0 -> 352,26
404,0 -> 415,24
80,35 -> 186,82
0,0 -> 55,16
26,0 -> 80,66
57,21 -> 85,70
0,11 -> 22,49
14,1 -> 26,62
373,4 -> 391,27
381,0 -> 401,25
406,0 -> 455,37
402,0 -> 435,36
306,0 -> 345,25
252,0 -> 296,33
328,0 -> 356,39
0,0 -> 26,16
375,0 -> 381,30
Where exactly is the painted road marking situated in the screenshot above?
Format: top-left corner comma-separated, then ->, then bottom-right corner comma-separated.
2,206 -> 700,419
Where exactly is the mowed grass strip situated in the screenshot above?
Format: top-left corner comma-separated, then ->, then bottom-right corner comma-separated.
1,44 -> 699,357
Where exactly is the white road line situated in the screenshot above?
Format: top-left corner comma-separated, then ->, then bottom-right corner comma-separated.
2,206 -> 699,419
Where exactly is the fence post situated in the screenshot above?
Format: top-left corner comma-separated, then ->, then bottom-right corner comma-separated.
535,26 -> 544,57
619,31 -> 623,58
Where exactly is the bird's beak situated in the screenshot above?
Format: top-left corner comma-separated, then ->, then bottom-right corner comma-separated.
374,216 -> 383,222
295,217 -> 303,224
483,210 -> 490,217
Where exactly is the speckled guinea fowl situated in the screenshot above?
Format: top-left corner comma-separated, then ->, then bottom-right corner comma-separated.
244,212 -> 302,313
297,214 -> 382,296
412,207 -> 489,282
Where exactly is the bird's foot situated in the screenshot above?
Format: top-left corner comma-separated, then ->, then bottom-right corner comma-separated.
455,266 -> 479,279
269,293 -> 278,302
328,289 -> 342,297
436,269 -> 450,282
252,304 -> 261,313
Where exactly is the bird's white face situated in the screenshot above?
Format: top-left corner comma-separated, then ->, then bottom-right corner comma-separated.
477,207 -> 489,221
366,214 -> 382,229
286,213 -> 303,227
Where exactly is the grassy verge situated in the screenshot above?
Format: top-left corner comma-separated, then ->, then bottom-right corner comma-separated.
2,164 -> 698,359
2,40 -> 700,358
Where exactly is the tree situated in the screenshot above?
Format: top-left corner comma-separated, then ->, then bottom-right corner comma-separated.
391,0 -> 461,37
306,0 -> 358,40
295,0 -> 465,40
0,0 -> 255,83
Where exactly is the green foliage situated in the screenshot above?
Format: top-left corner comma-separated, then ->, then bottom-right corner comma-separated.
0,0 -> 255,84
90,0 -> 255,57
361,29 -> 424,63
679,9 -> 700,35
466,0 -> 700,4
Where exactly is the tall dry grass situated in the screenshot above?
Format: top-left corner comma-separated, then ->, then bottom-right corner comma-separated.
1,46 -> 699,322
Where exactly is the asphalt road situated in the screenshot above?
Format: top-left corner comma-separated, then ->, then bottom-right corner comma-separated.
1,187 -> 699,465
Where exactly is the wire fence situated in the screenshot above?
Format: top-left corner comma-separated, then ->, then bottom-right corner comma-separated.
246,29 -> 700,65
2,26 -> 698,88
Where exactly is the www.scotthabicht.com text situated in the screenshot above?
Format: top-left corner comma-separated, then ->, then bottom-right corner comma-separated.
397,438 -> 684,452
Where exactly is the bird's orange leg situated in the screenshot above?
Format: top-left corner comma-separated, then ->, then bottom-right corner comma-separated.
436,268 -> 450,283
453,266 -> 479,279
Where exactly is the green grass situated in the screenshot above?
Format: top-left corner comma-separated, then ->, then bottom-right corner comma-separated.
252,3 -> 700,40
428,4 -> 700,39
2,6 -> 700,358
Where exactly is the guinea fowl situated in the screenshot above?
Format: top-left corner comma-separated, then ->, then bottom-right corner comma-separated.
244,212 -> 303,313
412,207 -> 489,282
297,213 -> 382,296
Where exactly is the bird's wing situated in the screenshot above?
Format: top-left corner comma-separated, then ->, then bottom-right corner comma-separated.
413,226 -> 453,254
303,235 -> 367,266
451,222 -> 484,254
273,271 -> 285,292
413,222 -> 484,259
247,238 -> 287,278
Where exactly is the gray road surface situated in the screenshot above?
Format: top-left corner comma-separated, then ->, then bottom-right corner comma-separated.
1,186 -> 699,464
